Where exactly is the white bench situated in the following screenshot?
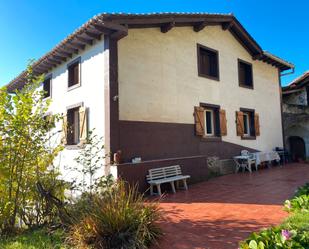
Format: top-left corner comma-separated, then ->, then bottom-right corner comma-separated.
146,165 -> 191,196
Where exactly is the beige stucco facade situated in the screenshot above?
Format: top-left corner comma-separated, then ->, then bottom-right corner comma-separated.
118,26 -> 283,152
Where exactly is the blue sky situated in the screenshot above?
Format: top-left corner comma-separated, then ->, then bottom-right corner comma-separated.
0,0 -> 308,86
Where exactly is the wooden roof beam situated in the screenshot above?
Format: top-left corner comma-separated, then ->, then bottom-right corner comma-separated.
53,54 -> 67,62
161,21 -> 175,33
57,50 -> 73,58
61,45 -> 78,54
95,21 -> 129,32
222,21 -> 234,31
93,24 -> 112,34
76,36 -> 93,45
252,53 -> 263,60
42,61 -> 57,68
193,21 -> 207,32
85,31 -> 101,40
35,65 -> 50,73
48,58 -> 62,65
68,42 -> 85,50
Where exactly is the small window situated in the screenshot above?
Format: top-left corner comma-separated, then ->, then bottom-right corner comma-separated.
205,109 -> 215,136
243,113 -> 250,136
43,77 -> 51,98
197,44 -> 219,80
68,58 -> 81,88
238,59 -> 253,88
242,109 -> 255,137
67,107 -> 80,145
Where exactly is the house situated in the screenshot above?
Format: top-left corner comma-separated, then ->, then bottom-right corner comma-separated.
282,71 -> 309,161
6,13 -> 294,189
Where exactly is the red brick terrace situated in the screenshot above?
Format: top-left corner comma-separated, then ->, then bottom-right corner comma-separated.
154,163 -> 309,249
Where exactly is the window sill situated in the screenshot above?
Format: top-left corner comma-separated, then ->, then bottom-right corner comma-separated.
198,73 -> 220,82
67,83 -> 81,92
201,136 -> 222,142
239,83 -> 254,90
241,136 -> 256,140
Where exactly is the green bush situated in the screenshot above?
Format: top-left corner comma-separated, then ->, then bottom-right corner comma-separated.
67,180 -> 162,249
294,183 -> 309,197
282,211 -> 309,232
285,195 -> 309,213
0,64 -> 64,234
239,227 -> 309,249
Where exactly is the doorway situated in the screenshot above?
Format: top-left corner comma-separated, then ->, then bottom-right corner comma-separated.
289,136 -> 306,162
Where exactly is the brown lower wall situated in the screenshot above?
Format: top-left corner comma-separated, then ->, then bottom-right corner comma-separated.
118,120 -> 257,162
116,120 -> 258,192
117,155 -> 209,192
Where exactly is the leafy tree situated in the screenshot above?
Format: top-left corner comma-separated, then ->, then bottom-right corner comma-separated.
0,64 -> 64,234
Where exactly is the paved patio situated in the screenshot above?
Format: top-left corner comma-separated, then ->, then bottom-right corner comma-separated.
154,163 -> 309,249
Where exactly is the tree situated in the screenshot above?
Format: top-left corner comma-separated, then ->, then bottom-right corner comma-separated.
0,64 -> 64,234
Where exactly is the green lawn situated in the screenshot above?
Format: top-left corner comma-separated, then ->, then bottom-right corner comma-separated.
0,228 -> 69,249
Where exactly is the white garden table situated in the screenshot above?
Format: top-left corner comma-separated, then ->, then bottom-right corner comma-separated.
252,151 -> 280,168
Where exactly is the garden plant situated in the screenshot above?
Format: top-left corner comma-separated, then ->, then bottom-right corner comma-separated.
0,64 -> 65,235
239,182 -> 309,249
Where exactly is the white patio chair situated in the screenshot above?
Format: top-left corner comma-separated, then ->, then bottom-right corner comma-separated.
241,150 -> 257,171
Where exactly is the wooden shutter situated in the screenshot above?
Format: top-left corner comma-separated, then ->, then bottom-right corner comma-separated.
254,113 -> 260,136
219,109 -> 227,136
194,106 -> 205,136
61,114 -> 68,145
79,106 -> 88,144
236,111 -> 244,136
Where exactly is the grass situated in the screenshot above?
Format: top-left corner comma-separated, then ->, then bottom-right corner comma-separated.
0,228 -> 69,249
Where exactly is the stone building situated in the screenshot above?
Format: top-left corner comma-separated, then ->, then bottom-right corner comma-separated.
282,71 -> 309,161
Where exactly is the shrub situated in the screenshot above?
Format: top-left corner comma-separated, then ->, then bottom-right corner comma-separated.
67,180 -> 162,249
0,64 -> 64,234
294,182 -> 309,197
282,211 -> 309,232
285,195 -> 309,213
239,227 -> 309,249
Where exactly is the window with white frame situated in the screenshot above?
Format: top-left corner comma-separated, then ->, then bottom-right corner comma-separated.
205,109 -> 215,136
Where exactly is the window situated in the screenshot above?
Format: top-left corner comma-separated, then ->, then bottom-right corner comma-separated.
240,108 -> 255,138
243,113 -> 250,136
194,103 -> 226,139
68,57 -> 81,88
238,59 -> 253,88
63,105 -> 88,146
43,77 -> 51,98
197,44 -> 219,80
205,109 -> 215,136
67,107 -> 80,145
